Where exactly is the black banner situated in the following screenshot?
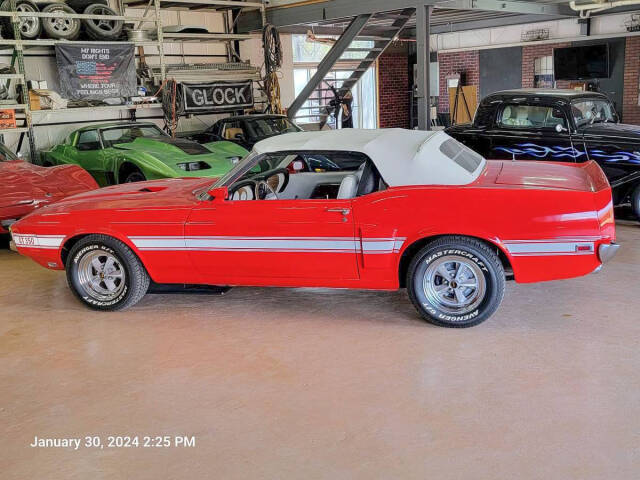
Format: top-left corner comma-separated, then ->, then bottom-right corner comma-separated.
55,44 -> 137,100
180,81 -> 254,113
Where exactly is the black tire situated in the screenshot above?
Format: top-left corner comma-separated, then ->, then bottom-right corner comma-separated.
631,184 -> 640,222
407,236 -> 505,328
123,170 -> 146,183
66,234 -> 150,311
42,4 -> 81,40
0,0 -> 41,40
82,4 -> 123,41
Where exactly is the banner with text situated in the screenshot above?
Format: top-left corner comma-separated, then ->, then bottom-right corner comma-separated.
180,81 -> 254,113
55,44 -> 137,100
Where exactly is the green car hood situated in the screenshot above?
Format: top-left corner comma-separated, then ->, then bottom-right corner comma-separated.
112,137 -> 248,177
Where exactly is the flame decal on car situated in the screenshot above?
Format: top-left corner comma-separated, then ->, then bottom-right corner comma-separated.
494,144 -> 640,164
494,144 -> 587,159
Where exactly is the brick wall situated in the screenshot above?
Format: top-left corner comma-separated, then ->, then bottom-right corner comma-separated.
521,42 -> 571,89
377,44 -> 410,128
623,36 -> 640,125
437,50 -> 479,113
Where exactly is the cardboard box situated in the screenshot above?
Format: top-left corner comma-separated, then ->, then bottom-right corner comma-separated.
0,109 -> 16,129
28,90 -> 40,111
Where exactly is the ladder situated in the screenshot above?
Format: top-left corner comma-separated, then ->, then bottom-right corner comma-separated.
287,8 -> 414,126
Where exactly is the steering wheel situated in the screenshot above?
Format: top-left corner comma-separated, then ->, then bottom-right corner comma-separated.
256,180 -> 279,200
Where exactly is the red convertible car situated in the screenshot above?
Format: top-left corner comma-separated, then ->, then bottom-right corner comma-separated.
0,144 -> 97,234
11,129 -> 618,327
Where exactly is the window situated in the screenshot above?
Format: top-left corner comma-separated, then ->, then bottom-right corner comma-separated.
244,117 -> 302,143
571,99 -> 617,128
101,125 -> 165,147
497,104 -> 567,129
76,130 -> 101,151
534,55 -> 554,88
292,34 -> 378,128
220,121 -> 244,141
439,139 -> 484,174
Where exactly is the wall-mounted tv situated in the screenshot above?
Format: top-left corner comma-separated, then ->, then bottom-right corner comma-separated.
553,44 -> 610,80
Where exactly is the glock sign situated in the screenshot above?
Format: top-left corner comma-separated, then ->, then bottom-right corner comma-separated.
181,81 -> 254,113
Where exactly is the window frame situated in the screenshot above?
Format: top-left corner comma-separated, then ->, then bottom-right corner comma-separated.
75,129 -> 103,151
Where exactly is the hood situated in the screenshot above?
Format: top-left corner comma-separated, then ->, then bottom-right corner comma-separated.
27,177 -> 214,215
579,122 -> 640,142
0,160 -> 97,209
112,137 -> 240,174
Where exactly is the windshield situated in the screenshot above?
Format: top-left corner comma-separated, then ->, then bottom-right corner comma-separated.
245,117 -> 302,142
100,125 -> 168,147
571,99 -> 616,128
0,143 -> 17,161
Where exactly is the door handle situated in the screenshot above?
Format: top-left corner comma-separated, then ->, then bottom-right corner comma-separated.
326,208 -> 350,215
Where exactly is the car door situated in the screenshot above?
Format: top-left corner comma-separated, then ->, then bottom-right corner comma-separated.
185,151 -> 361,284
486,103 -> 579,162
73,130 -> 108,185
186,198 -> 358,284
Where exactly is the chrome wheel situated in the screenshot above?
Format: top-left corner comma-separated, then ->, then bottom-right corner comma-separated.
77,250 -> 126,302
422,255 -> 486,314
16,3 -> 39,38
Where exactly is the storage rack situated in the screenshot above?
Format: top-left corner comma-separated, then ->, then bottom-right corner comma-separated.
0,0 -> 266,161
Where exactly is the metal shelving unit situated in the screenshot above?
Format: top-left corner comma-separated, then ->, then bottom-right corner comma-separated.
0,0 -> 266,160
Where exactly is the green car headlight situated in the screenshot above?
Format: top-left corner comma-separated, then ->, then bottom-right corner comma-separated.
228,156 -> 241,164
177,162 -> 209,171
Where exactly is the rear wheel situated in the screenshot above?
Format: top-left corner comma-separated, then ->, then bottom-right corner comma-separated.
407,236 -> 505,328
66,235 -> 149,311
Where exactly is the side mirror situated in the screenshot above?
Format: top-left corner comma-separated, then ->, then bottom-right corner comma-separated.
206,186 -> 228,201
555,124 -> 568,133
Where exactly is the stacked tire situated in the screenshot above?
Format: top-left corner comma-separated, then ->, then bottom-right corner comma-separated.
0,0 -> 123,41
0,0 -> 41,40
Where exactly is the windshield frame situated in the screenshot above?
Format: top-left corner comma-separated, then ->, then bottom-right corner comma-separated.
571,98 -> 617,129
0,142 -> 18,162
98,124 -> 168,147
213,150 -> 261,188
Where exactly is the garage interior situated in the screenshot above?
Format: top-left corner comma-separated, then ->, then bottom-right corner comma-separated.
2,0 -> 640,478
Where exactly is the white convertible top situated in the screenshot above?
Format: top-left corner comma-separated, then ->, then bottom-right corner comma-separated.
253,128 -> 486,187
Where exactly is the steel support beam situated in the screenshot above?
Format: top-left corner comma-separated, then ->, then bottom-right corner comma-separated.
238,0 -> 577,32
416,4 -> 432,130
286,13 -> 372,119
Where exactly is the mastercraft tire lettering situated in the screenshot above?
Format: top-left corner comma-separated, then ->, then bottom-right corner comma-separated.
407,236 -> 505,328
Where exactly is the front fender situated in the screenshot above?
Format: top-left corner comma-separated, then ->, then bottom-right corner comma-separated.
113,152 -> 178,182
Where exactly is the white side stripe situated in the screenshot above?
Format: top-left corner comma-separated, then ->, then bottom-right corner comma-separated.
12,234 -> 65,249
129,236 -> 407,254
503,240 -> 595,256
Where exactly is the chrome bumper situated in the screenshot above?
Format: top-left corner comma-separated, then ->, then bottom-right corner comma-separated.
598,243 -> 620,264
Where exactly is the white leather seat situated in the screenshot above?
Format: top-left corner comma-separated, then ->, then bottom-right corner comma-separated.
336,163 -> 367,199
337,174 -> 359,199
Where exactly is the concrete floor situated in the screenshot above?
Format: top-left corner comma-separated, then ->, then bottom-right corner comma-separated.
1,223 -> 638,480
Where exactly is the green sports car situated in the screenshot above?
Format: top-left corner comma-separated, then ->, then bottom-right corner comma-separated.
42,122 -> 249,186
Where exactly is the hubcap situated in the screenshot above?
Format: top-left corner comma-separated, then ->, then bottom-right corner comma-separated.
422,255 -> 486,314
77,250 -> 126,302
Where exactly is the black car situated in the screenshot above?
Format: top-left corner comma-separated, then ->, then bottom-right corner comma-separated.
446,89 -> 640,219
189,114 -> 303,150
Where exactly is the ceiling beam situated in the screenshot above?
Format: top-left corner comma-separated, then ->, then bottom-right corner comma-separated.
238,0 -> 578,32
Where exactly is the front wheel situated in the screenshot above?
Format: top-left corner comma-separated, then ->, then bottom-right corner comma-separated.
631,184 -> 640,221
66,235 -> 150,311
407,236 -> 505,328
